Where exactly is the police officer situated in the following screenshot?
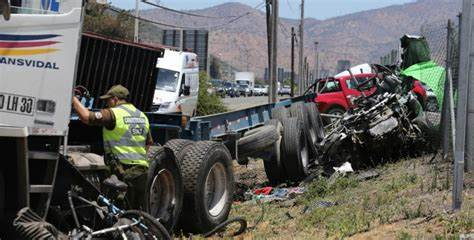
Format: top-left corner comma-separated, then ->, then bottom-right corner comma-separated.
72,85 -> 152,210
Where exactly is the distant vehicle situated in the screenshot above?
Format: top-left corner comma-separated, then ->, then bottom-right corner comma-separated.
211,79 -> 226,98
253,85 -> 266,96
235,72 -> 255,96
279,85 -> 291,96
237,84 -> 251,97
152,49 -> 199,116
264,85 -> 269,95
315,73 -> 427,123
419,82 -> 439,112
224,81 -> 240,98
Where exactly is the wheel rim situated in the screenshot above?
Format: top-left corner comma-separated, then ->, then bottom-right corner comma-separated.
149,169 -> 176,223
300,132 -> 309,170
204,162 -> 228,217
330,110 -> 344,123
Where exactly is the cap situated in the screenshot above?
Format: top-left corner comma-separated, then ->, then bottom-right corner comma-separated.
100,85 -> 129,100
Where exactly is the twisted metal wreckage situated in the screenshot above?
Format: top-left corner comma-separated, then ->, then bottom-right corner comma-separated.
317,64 -> 437,172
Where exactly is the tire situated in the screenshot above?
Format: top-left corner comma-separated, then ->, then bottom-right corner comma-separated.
147,146 -> 183,232
238,125 -> 280,157
289,102 -> 318,156
280,117 -> 309,182
263,120 -> 285,184
271,106 -> 289,123
324,107 -> 345,125
119,210 -> 171,240
179,141 -> 234,233
305,102 -> 325,142
164,139 -> 195,165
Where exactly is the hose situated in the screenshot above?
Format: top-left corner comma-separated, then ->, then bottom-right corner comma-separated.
203,217 -> 248,238
203,199 -> 266,237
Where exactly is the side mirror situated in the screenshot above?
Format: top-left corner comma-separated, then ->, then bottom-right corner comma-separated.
0,0 -> 11,21
183,85 -> 191,96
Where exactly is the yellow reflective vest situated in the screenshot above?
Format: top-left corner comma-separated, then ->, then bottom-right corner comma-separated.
103,104 -> 150,167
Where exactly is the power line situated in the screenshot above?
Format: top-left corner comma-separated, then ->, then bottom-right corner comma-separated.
141,0 -> 233,19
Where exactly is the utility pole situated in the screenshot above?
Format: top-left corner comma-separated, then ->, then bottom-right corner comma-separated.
291,27 -> 295,97
314,41 -> 319,80
270,0 -> 279,103
453,0 -> 473,210
266,0 -> 273,102
179,29 -> 184,52
134,0 -> 140,42
298,0 -> 305,95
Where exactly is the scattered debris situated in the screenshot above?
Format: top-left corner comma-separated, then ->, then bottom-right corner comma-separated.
241,187 -> 306,203
356,170 -> 380,181
333,162 -> 354,174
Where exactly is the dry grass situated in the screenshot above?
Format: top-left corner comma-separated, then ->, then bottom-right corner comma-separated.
204,155 -> 474,239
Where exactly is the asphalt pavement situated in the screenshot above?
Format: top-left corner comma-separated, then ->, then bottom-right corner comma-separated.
222,95 -> 290,111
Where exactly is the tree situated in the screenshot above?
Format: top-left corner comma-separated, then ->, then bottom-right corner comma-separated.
197,71 -> 227,116
83,1 -> 134,40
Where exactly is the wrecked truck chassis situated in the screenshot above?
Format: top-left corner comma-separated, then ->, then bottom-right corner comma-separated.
319,91 -> 428,170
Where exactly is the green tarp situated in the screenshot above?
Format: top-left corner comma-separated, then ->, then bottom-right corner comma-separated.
400,35 -> 432,69
401,60 -> 445,107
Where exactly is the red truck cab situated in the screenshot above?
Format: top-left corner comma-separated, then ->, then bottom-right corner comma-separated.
315,73 -> 427,120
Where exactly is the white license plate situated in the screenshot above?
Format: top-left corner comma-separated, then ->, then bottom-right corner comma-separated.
0,92 -> 36,116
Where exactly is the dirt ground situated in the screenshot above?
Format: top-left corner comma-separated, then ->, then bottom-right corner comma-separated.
204,154 -> 473,239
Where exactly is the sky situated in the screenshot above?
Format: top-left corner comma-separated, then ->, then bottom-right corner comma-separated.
110,0 -> 416,20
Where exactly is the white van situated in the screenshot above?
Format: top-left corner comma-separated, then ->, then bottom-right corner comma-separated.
152,49 -> 199,116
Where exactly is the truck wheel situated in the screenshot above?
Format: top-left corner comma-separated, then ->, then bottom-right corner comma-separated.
180,141 -> 234,233
238,125 -> 280,158
263,120 -> 285,184
289,102 -> 318,156
305,102 -> 325,142
147,146 -> 183,232
271,106 -> 289,123
164,139 -> 195,165
280,117 -> 309,182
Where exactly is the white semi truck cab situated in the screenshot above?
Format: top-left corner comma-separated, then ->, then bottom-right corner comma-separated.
152,49 -> 199,116
0,1 -> 83,235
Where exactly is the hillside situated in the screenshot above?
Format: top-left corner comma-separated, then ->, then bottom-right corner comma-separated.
140,0 -> 461,79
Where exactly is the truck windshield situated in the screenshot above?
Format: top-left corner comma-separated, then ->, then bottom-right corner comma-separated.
156,68 -> 179,92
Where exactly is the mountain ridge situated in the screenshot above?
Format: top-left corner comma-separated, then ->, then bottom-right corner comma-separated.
140,0 -> 461,79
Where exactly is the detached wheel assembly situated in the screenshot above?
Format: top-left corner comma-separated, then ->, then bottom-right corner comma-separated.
271,106 -> 289,122
263,120 -> 285,184
147,146 -> 183,232
179,141 -> 234,233
280,117 -> 309,181
305,102 -> 325,142
238,125 -> 280,158
289,102 -> 318,156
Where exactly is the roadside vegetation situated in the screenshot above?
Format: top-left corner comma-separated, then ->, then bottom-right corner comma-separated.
197,71 -> 228,116
218,156 -> 474,239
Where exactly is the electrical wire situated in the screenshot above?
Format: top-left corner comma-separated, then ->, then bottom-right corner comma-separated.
141,0 -> 240,19
106,1 -> 266,31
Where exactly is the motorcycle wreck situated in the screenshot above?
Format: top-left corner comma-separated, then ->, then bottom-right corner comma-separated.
319,64 -> 437,173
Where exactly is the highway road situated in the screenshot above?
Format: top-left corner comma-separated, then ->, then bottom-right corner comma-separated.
222,96 -> 291,111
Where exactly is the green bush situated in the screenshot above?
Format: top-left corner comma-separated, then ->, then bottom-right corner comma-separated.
197,71 -> 227,116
